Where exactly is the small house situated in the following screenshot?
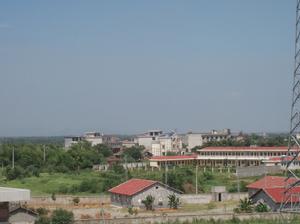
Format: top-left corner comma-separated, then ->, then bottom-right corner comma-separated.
8,207 -> 38,224
246,176 -> 297,197
108,178 -> 182,208
250,186 -> 300,211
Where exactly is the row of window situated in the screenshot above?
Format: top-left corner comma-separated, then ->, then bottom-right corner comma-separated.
199,151 -> 290,157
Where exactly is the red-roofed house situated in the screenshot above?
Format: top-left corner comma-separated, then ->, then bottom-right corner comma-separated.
247,176 -> 297,197
247,176 -> 300,211
108,179 -> 182,208
250,186 -> 300,211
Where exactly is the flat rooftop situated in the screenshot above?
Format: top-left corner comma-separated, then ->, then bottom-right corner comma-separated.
0,187 -> 30,202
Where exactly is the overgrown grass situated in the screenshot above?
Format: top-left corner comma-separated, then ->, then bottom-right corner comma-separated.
0,168 -> 259,196
157,216 -> 300,224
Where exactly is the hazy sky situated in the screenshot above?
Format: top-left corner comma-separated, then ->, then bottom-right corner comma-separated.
0,1 -> 295,136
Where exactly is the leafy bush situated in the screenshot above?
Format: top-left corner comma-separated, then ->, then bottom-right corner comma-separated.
234,198 -> 253,213
255,202 -> 269,212
142,195 -> 155,210
73,197 -> 80,205
51,209 -> 74,224
168,194 -> 180,209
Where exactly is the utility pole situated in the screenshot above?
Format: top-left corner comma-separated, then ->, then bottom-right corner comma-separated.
43,145 -> 46,163
195,165 -> 198,194
236,168 -> 240,199
12,148 -> 15,169
164,161 -> 168,185
125,155 -> 128,180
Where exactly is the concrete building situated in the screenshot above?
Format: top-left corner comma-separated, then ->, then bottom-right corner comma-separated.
197,146 -> 295,167
246,176 -> 296,197
250,187 -> 300,211
186,129 -> 232,149
149,155 -> 198,168
0,187 -> 30,223
134,130 -> 183,156
134,130 -> 163,150
247,176 -> 300,211
9,207 -> 37,224
108,178 -> 181,208
122,140 -> 137,148
149,146 -> 297,168
262,156 -> 300,170
64,132 -> 103,148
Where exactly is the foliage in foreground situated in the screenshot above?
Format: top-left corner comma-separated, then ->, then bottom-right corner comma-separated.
234,198 -> 269,213
142,195 -> 155,210
168,194 -> 180,209
35,208 -> 74,224
156,216 -> 300,224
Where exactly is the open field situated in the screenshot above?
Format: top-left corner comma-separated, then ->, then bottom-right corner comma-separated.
0,169 -> 259,196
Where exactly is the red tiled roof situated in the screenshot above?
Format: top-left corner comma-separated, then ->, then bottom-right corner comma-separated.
264,187 -> 300,203
108,179 -> 157,196
150,155 -> 197,161
200,146 -> 292,152
247,176 -> 297,189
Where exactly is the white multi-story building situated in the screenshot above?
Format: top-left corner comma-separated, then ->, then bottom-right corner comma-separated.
186,129 -> 232,149
134,130 -> 183,156
64,132 -> 103,148
134,130 -> 163,150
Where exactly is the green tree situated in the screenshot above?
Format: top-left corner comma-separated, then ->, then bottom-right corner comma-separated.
168,194 -> 180,209
51,209 -> 74,224
122,146 -> 144,162
142,195 -> 155,210
93,144 -> 113,158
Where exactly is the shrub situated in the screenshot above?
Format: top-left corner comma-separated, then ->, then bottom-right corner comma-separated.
35,216 -> 51,224
255,202 -> 269,213
51,209 -> 74,224
36,207 -> 49,216
168,194 -> 180,209
51,192 -> 56,201
142,195 -> 155,210
73,197 -> 80,205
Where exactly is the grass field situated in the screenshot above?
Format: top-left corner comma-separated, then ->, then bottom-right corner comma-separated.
0,169 -> 259,196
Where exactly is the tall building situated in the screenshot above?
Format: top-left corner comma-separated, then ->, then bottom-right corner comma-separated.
186,129 -> 232,149
64,132 -> 103,148
134,130 -> 183,156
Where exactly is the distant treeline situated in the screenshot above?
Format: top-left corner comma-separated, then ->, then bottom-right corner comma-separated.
0,136 -> 64,145
0,141 -> 144,180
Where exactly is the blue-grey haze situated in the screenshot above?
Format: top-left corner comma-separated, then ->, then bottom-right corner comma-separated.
0,0 -> 295,136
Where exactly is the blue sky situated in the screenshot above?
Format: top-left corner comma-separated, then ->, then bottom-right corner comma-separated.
0,0 -> 295,136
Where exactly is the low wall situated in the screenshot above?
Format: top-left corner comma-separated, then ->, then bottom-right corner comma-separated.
74,212 -> 298,224
181,194 -> 212,204
28,195 -> 110,207
29,193 -> 247,207
181,193 -> 247,204
236,165 -> 281,178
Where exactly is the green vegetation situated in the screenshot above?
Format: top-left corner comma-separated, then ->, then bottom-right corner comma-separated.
157,217 -> 300,224
168,194 -> 180,209
234,198 -> 269,213
0,166 -> 258,196
142,195 -> 155,210
35,208 -> 74,224
0,142 -> 144,181
234,198 -> 254,213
